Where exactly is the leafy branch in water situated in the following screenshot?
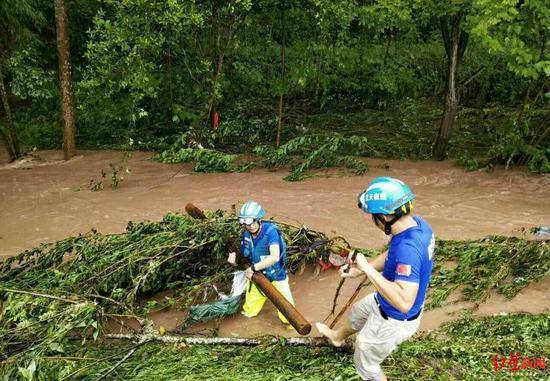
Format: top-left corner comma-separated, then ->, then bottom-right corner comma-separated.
89,152 -> 132,191
254,134 -> 369,181
153,133 -> 370,181
427,236 -> 549,308
153,147 -> 238,173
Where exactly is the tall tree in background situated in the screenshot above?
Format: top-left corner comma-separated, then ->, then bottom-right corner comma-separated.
0,58 -> 18,161
0,0 -> 43,161
54,0 -> 76,160
433,8 -> 469,160
275,0 -> 286,147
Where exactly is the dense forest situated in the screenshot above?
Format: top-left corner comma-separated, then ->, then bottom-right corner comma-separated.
1,0 -> 548,174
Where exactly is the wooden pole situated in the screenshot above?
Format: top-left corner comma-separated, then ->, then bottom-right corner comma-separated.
184,203 -> 312,335
329,276 -> 369,329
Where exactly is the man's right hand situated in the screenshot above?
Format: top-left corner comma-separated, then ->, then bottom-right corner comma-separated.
227,252 -> 237,266
339,264 -> 363,278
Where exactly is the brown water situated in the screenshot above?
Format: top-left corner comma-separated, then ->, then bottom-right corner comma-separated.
1,150 -> 549,335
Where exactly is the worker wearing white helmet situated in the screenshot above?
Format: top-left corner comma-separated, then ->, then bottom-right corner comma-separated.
227,200 -> 295,327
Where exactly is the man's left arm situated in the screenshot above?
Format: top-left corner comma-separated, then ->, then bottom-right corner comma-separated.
356,246 -> 421,314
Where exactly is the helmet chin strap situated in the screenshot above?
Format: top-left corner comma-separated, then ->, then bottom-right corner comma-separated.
373,214 -> 403,236
373,201 -> 413,235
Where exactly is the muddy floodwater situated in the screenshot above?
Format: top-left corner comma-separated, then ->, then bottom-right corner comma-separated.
1,150 -> 549,336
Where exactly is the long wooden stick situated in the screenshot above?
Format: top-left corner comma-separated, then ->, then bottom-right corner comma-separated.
329,276 -> 369,328
324,249 -> 356,322
331,278 -> 345,314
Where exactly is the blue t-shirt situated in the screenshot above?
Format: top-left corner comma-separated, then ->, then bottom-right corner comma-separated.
377,216 -> 435,320
241,222 -> 287,281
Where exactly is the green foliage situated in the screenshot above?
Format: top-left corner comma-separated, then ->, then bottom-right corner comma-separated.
387,313 -> 550,380
0,0 -> 46,57
0,213 -> 238,374
487,115 -> 550,174
255,134 -> 369,181
453,106 -> 550,174
11,114 -> 63,150
428,236 -> 550,308
89,169 -> 105,191
89,153 -> 132,191
1,209 -> 549,378
153,131 -> 371,180
108,163 -> 125,188
153,147 -> 238,173
455,154 -> 482,171
192,149 -> 237,173
215,116 -> 278,150
470,0 -> 550,80
23,313 -> 550,380
7,42 -> 56,100
3,0 -> 548,173
74,0 -> 253,146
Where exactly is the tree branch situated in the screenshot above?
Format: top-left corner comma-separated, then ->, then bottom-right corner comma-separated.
104,332 -> 352,350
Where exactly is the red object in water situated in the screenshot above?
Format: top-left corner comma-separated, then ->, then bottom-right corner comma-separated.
318,258 -> 332,271
213,112 -> 219,130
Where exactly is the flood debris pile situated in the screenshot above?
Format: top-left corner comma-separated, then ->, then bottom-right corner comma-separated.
154,133 -> 370,181
1,210 -> 548,379
0,211 -> 341,377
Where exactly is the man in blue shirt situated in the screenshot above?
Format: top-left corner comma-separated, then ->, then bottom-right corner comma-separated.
227,200 -> 295,327
316,177 -> 435,381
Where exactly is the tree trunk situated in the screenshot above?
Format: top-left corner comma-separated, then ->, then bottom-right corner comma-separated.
208,53 -> 224,130
0,62 -> 20,162
433,13 -> 468,161
54,0 -> 76,160
276,2 -> 286,148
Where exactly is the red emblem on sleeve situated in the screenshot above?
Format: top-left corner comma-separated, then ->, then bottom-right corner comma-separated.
396,263 -> 412,276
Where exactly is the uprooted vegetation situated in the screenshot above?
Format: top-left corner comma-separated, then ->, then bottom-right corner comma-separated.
0,210 -> 347,377
153,133 -> 370,181
1,210 -> 548,379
